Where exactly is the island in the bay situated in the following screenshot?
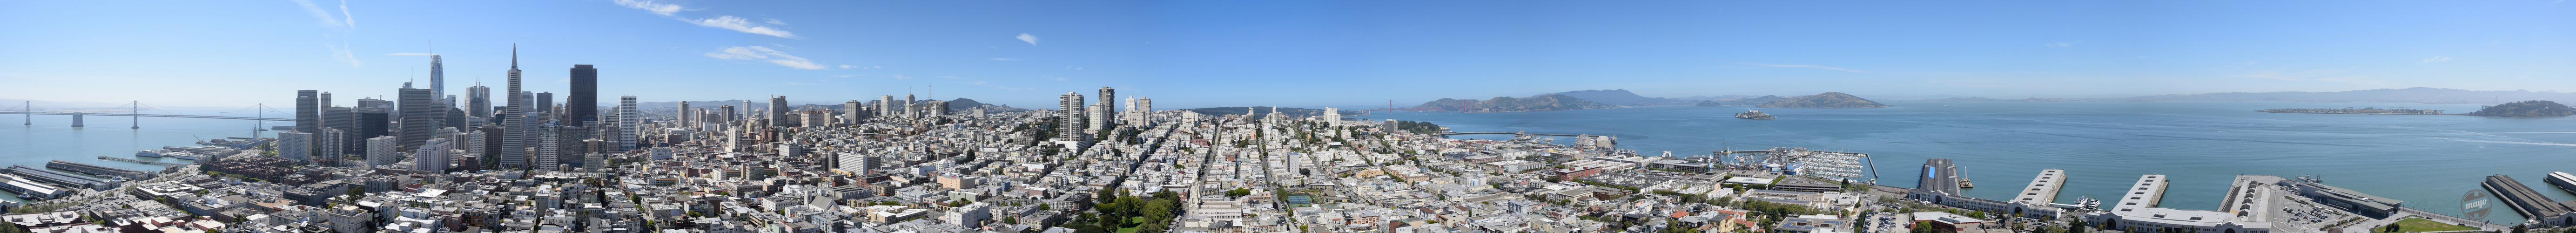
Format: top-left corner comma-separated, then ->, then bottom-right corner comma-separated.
2255,107 -> 2446,115
1734,110 -> 1776,119
1406,93 -> 1618,112
2464,100 -> 2576,117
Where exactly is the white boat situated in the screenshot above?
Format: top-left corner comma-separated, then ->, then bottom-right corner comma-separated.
135,150 -> 166,158
167,151 -> 203,160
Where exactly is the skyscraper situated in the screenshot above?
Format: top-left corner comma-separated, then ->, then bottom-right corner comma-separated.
567,64 -> 598,126
318,128 -> 345,167
677,101 -> 692,129
296,90 -> 323,157
499,45 -> 531,170
414,138 -> 452,173
398,87 -> 437,151
536,92 -> 554,116
430,55 -> 445,98
878,95 -> 896,119
768,96 -> 789,127
466,82 -> 491,119
1093,87 -> 1116,131
619,96 -> 639,150
1134,97 -> 1154,126
324,106 -> 360,155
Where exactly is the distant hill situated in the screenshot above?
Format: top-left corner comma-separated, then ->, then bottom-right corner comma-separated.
1759,92 -> 1890,108
2090,87 -> 2576,103
1694,96 -> 1790,107
942,98 -> 1028,112
2465,100 -> 2576,117
1410,94 -> 1616,112
1184,107 -> 1357,117
1549,89 -> 1697,106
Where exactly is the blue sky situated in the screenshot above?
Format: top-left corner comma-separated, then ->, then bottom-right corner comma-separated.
2,0 -> 2571,109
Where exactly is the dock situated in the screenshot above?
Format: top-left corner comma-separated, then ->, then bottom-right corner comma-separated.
1917,158 -> 1961,195
2482,175 -> 2573,219
97,156 -> 187,166
1,165 -> 109,190
2011,169 -> 2066,205
47,160 -> 152,179
2113,174 -> 2170,212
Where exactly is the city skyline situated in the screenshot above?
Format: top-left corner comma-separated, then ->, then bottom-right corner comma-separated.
4,0 -> 2574,109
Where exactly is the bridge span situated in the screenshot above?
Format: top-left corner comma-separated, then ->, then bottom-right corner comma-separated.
12,112 -> 292,121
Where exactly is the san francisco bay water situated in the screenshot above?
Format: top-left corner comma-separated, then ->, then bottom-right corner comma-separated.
0,108 -> 280,202
1371,101 -> 2574,221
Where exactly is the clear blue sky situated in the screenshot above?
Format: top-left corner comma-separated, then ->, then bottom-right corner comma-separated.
2,0 -> 2571,109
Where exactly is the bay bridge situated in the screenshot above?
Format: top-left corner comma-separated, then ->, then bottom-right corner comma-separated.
4,101 -> 293,130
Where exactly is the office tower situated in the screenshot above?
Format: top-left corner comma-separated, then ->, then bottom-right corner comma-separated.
1058,92 -> 1085,141
365,136 -> 397,167
445,105 -> 466,130
677,101 -> 692,129
437,127 -> 462,149
740,100 -> 753,120
476,126 -> 502,167
926,100 -> 948,116
581,153 -> 604,171
768,96 -> 789,127
842,100 -> 861,124
878,95 -> 896,119
619,96 -> 639,150
466,83 -> 491,119
323,106 -> 357,155
720,105 -> 736,123
430,55 -> 445,98
414,138 -> 452,173
499,45 -> 531,170
352,106 -> 388,152
398,87 -> 436,151
296,90 -> 322,135
535,126 -> 559,168
902,94 -> 918,119
535,92 -> 553,116
318,128 -> 345,166
567,64 -> 598,126
556,125 -> 587,168
280,130 -> 313,162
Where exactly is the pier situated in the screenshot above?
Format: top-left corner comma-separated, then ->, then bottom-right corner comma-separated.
97,157 -> 187,166
1917,158 -> 1961,195
2482,175 -> 2573,219
48,160 -> 153,179
2113,174 -> 2169,212
2,165 -> 109,190
2012,169 -> 2066,205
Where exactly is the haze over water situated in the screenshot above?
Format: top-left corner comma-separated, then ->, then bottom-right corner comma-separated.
1382,101 -> 2576,222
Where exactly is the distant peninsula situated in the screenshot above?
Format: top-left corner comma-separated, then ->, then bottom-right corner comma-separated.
1696,92 -> 1889,108
1408,94 -> 1616,112
2464,100 -> 2576,117
2255,107 -> 2446,115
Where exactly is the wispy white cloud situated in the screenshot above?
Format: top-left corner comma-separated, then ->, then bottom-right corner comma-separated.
2420,56 -> 2452,64
688,16 -> 799,39
2044,41 -> 2082,47
1731,62 -> 1868,73
328,40 -> 363,67
1017,34 -> 1038,45
704,46 -> 827,69
386,53 -> 438,56
606,1 -> 800,39
290,0 -> 352,30
612,0 -> 683,16
990,58 -> 1020,61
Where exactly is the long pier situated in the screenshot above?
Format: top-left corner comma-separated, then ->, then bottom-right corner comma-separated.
47,160 -> 152,179
97,157 -> 186,166
2482,175 -> 2573,219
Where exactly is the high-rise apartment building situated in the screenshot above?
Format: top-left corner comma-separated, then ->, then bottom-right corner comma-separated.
414,138 -> 451,173
619,96 -> 639,150
318,128 -> 345,166
769,96 -> 790,127
878,95 -> 896,119
842,100 -> 862,124
567,64 -> 598,126
365,136 -> 398,167
1058,92 -> 1085,141
677,101 -> 692,129
398,87 -> 437,151
1133,97 -> 1154,126
279,130 -> 313,162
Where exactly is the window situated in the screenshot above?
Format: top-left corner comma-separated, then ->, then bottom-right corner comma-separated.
2135,192 -> 2145,194
2139,187 -> 2149,190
